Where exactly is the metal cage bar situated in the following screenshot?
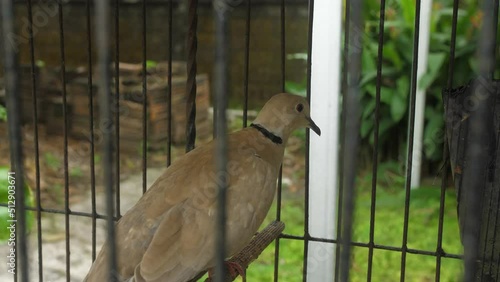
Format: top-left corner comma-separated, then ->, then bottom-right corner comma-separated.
186,0 -> 198,151
273,0 -> 286,280
434,0 -> 460,280
95,0 -> 117,280
242,0 -> 251,128
366,0 -> 386,279
334,0 -> 350,278
24,0 -> 43,280
2,0 -> 498,281
462,0 -> 499,280
213,1 -> 229,281
399,0 -> 422,280
167,0 -> 173,166
302,0 -> 315,280
86,0 -> 98,263
1,1 -> 29,281
56,1 -> 72,280
339,0 -> 363,280
141,0 -> 148,195
114,0 -> 122,218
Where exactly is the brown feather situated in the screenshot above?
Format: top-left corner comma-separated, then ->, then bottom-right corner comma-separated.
83,93 -> 320,282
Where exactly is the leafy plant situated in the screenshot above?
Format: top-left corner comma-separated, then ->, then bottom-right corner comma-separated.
70,167 -> 84,178
358,0 -> 491,161
0,105 -> 6,122
44,152 -> 61,171
0,166 -> 35,242
286,0 -> 499,164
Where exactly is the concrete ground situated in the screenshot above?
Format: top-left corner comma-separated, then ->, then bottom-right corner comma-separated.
0,168 -> 164,282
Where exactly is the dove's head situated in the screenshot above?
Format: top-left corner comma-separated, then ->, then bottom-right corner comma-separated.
252,93 -> 321,143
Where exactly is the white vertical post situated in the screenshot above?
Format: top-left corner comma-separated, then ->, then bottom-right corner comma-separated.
308,0 -> 342,280
411,0 -> 433,188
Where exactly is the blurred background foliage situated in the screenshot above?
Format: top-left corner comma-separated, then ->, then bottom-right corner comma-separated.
286,0 -> 500,173
0,166 -> 34,241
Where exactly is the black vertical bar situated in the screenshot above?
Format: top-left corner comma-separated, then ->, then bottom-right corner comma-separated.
57,2 -> 71,280
339,0 -> 362,280
497,183 -> 500,281
366,0 -> 386,280
242,0 -> 251,128
273,168 -> 283,281
481,1 -> 500,272
114,0 -> 121,218
2,1 -> 29,281
273,0 -> 285,280
435,0 -> 459,280
186,0 -> 198,151
487,136 -> 500,276
25,0 -> 42,280
86,0 -> 97,262
445,0 -> 459,89
481,153 -> 498,278
95,0 -> 117,280
214,1 -> 229,281
167,0 -> 173,165
335,0 -> 350,279
302,0 -> 314,281
279,0 -> 285,92
498,231 -> 500,281
400,0 -> 422,280
462,0 -> 497,281
491,5 -> 500,274
142,0 -> 148,194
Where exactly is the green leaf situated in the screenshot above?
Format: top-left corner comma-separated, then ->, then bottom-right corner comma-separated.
0,105 -> 6,122
146,60 -> 158,69
396,76 -> 409,98
418,52 -> 446,90
362,48 -> 377,74
287,53 -> 308,60
423,115 -> 444,160
35,60 -> 46,67
383,42 -> 403,70
361,119 -> 374,138
360,70 -> 377,86
365,85 -> 396,105
285,81 -> 307,97
382,67 -> 399,77
362,99 -> 376,119
468,57 -> 479,74
369,118 -> 395,144
390,94 -> 407,122
400,0 -> 416,26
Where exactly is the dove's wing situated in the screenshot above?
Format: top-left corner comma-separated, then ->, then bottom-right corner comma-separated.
137,130 -> 280,282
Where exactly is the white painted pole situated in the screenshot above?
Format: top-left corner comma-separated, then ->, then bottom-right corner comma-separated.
307,0 -> 342,280
410,0 -> 433,189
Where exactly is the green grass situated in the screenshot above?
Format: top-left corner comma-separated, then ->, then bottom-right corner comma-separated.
240,183 -> 463,282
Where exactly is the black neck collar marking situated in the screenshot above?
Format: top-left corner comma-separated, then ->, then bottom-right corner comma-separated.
250,123 -> 283,144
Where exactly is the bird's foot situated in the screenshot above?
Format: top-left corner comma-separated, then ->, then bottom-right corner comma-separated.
226,261 -> 246,281
208,261 -> 246,281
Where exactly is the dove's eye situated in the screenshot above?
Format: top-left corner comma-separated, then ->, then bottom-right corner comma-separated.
296,103 -> 304,112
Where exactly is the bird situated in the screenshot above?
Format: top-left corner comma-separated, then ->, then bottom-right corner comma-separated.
84,93 -> 321,282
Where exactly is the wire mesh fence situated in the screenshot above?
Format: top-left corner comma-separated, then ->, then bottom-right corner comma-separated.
1,0 -> 499,281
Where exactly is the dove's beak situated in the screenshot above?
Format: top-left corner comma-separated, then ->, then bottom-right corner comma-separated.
306,116 -> 321,136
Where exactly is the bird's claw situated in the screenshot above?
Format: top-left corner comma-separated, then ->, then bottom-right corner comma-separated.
226,261 -> 246,281
208,261 -> 246,282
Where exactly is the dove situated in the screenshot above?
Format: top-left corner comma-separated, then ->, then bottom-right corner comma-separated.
84,93 -> 321,282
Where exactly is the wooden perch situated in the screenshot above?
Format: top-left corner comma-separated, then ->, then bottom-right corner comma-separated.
189,220 -> 285,282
